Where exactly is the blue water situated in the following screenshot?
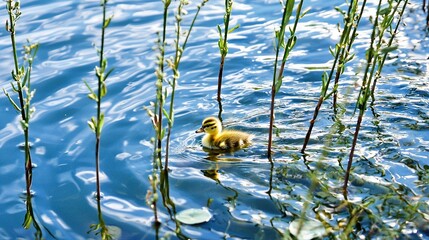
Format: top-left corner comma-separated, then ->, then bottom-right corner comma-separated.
0,0 -> 428,239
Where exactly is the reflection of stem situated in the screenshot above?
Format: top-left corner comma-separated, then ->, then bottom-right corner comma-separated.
160,169 -> 176,215
159,169 -> 192,239
266,159 -> 274,195
23,195 -> 43,239
88,198 -> 111,240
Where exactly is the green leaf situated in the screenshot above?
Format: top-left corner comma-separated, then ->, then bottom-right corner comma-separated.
321,71 -> 329,93
20,120 -> 28,130
98,113 -> 105,135
104,15 -> 113,28
10,82 -> 19,92
228,24 -> 239,34
283,0 -> 295,27
84,80 -> 98,102
300,7 -> 311,19
334,6 -> 346,16
104,67 -> 114,80
380,45 -> 398,55
160,128 -> 165,139
176,208 -> 212,225
22,211 -> 33,229
217,25 -> 223,40
88,117 -> 97,133
100,82 -> 107,98
274,76 -> 282,94
95,66 -> 102,78
3,88 -> 21,112
162,108 -> 171,124
329,46 -> 336,57
379,6 -> 391,15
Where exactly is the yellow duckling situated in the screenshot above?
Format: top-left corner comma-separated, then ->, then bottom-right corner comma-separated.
195,117 -> 253,150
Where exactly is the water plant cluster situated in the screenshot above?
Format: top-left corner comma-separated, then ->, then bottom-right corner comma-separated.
2,0 -> 428,239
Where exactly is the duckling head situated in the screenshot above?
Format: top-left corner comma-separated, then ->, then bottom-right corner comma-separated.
195,117 -> 222,135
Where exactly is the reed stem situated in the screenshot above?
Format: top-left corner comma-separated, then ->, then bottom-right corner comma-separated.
301,0 -> 365,153
343,0 -> 406,196
165,0 -> 208,169
5,0 -> 36,198
268,0 -> 305,158
84,0 -> 113,202
216,0 -> 233,103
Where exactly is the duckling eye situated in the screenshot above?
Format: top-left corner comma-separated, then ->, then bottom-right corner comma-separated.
210,126 -> 216,130
202,122 -> 216,130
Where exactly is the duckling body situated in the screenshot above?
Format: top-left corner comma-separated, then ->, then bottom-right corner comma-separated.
196,117 -> 253,150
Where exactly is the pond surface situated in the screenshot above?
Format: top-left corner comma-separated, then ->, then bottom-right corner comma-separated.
0,0 -> 428,239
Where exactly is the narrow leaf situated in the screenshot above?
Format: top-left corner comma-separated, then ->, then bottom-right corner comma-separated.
98,113 -> 105,135
100,83 -> 107,98
275,77 -> 282,94
88,118 -> 96,133
22,211 -> 33,229
228,24 -> 239,34
104,67 -> 114,80
380,45 -> 398,55
3,89 -> 21,112
162,108 -> 171,124
283,0 -> 295,27
103,16 -> 113,28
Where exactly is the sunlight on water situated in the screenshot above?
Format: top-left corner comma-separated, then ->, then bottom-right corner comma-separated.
0,0 -> 428,239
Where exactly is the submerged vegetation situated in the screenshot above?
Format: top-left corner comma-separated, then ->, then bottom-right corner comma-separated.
1,0 -> 428,239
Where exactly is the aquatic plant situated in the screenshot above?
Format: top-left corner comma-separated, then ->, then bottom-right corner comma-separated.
147,0 -> 209,230
154,0 -> 172,167
146,0 -> 172,227
4,0 -> 38,199
424,0 -> 429,25
3,1 -> 44,237
216,0 -> 239,119
267,0 -> 306,158
84,0 -> 113,238
84,0 -> 114,201
301,0 -> 366,153
343,0 -> 409,196
165,0 -> 209,168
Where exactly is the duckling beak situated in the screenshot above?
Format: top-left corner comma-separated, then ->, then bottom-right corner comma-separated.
195,127 -> 205,133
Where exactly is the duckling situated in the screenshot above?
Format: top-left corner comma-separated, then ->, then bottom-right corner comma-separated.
195,116 -> 253,150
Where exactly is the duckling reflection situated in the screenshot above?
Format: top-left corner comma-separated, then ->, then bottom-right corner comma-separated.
201,152 -> 243,182
195,117 -> 253,151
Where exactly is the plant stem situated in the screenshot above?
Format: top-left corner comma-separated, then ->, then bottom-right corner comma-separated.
268,0 -> 304,158
343,0 -> 405,195
165,1 -> 207,169
217,0 -> 233,104
301,0 -> 365,153
94,0 -> 108,201
268,2 -> 289,159
6,0 -> 33,197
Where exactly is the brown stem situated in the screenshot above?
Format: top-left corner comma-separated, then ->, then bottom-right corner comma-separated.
267,84 -> 276,159
301,96 -> 324,153
332,65 -> 342,114
343,113 -> 363,197
217,56 -> 225,103
95,135 -> 101,200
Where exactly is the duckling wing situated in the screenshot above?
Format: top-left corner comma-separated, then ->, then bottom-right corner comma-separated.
214,131 -> 252,149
